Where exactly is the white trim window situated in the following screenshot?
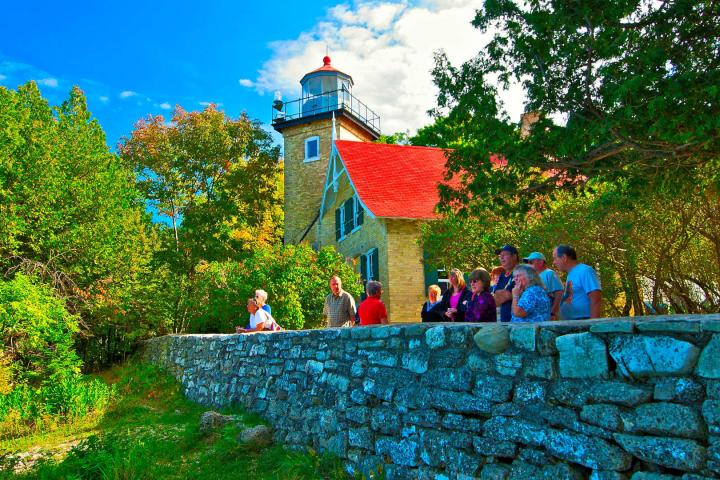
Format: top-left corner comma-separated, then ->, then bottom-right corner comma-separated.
335,195 -> 364,241
304,136 -> 320,162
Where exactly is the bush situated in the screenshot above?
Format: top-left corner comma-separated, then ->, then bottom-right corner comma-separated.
187,244 -> 362,332
0,274 -> 113,439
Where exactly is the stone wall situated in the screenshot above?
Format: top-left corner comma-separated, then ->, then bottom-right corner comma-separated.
143,315 -> 720,479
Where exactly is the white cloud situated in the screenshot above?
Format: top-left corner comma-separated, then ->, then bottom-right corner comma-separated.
0,73 -> 6,82
238,78 -> 254,88
99,96 -> 109,103
120,90 -> 138,99
199,101 -> 223,108
159,102 -> 172,110
253,1 -> 526,134
37,78 -> 58,87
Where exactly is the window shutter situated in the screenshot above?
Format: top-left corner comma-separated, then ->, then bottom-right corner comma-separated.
360,254 -> 368,302
343,198 -> 354,234
356,197 -> 364,227
335,208 -> 342,240
371,248 -> 379,281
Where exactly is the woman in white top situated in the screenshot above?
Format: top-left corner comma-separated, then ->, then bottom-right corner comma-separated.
237,298 -> 276,333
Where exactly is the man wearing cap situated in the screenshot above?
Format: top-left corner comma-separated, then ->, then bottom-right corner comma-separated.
524,252 -> 563,320
552,244 -> 602,319
492,245 -> 519,322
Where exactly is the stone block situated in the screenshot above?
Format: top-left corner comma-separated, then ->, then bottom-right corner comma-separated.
587,381 -> 653,406
375,437 -> 421,467
473,436 -> 518,457
518,447 -> 550,465
629,474 -> 678,480
474,323 -> 510,354
426,388 -> 494,415
370,406 -> 401,435
702,318 -> 720,333
590,471 -> 628,480
510,325 -> 538,352
305,360 -> 324,375
495,353 -> 524,376
614,433 -> 707,471
515,381 -> 547,403
697,335 -> 720,379
636,318 -> 702,333
474,374 -> 514,402
480,463 -> 510,480
422,367 -> 473,391
523,357 -> 557,380
610,335 -> 700,377
441,413 -> 483,433
509,460 -> 541,479
346,406 -> 369,424
467,352 -> 493,372
425,326 -> 446,349
445,448 -> 481,476
404,410 -> 440,427
556,332 -> 609,378
590,321 -> 635,333
549,379 -> 591,407
654,378 -> 705,403
703,400 -> 720,426
542,463 -> 585,480
400,350 -> 429,374
538,329 -> 558,355
707,381 -> 720,399
623,402 -> 706,439
581,404 -> 623,431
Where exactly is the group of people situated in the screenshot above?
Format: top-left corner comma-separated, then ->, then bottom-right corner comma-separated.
237,243 -> 602,332
422,244 -> 602,324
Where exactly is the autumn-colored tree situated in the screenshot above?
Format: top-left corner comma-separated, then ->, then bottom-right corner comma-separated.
119,105 -> 283,332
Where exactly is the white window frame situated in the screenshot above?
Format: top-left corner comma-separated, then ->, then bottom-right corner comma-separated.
365,248 -> 376,281
350,196 -> 362,234
338,206 -> 346,242
304,136 -> 320,162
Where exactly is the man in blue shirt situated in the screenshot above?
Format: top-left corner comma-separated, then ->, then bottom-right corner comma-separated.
552,245 -> 602,319
492,245 -> 519,322
524,252 -> 563,320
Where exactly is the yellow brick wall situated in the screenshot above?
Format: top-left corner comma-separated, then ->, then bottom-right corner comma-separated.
317,173 -> 428,323
385,219 -> 427,322
281,117 -> 373,245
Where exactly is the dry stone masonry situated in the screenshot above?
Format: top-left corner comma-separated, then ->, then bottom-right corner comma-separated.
143,315 -> 720,479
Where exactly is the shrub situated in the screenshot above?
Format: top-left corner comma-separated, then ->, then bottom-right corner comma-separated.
187,244 -> 362,332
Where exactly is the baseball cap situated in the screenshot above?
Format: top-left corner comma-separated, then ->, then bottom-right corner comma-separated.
494,244 -> 519,256
523,252 -> 546,262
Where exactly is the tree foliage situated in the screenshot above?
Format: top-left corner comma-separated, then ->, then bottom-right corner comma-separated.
427,0 -> 720,213
0,82 -> 159,367
185,244 -> 362,332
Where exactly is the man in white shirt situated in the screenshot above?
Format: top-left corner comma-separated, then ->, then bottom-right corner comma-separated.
237,298 -> 277,333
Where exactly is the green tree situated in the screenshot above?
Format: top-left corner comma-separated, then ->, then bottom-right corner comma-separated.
119,105 -> 283,333
426,0 -> 719,214
0,82 -> 159,367
185,244 -> 362,332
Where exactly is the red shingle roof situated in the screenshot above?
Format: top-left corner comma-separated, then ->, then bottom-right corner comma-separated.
334,140 -> 452,219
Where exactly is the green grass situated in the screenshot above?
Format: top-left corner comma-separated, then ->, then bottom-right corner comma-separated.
0,361 -> 346,480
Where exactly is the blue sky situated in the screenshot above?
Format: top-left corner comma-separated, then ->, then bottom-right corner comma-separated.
0,1 -> 521,150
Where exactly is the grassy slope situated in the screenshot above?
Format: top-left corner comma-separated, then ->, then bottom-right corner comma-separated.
0,362 -> 345,480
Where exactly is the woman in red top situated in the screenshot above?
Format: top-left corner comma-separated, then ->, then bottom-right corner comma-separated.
358,281 -> 388,325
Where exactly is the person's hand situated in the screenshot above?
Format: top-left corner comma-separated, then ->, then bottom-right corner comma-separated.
512,284 -> 523,297
445,307 -> 456,319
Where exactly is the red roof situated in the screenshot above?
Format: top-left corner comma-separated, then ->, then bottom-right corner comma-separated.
334,140 -> 453,219
304,56 -> 352,78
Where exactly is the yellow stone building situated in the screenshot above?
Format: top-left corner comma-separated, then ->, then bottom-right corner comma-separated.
272,57 -> 449,322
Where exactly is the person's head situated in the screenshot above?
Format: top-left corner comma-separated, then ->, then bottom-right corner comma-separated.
449,268 -> 466,290
513,264 -> 544,289
552,244 -> 578,272
495,245 -> 520,272
366,280 -> 383,298
523,252 -> 547,273
247,298 -> 259,313
254,289 -> 268,306
490,266 -> 505,285
329,275 -> 342,295
469,268 -> 491,294
427,284 -> 441,303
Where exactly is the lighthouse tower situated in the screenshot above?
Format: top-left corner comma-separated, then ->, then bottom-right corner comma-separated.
272,56 -> 380,246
